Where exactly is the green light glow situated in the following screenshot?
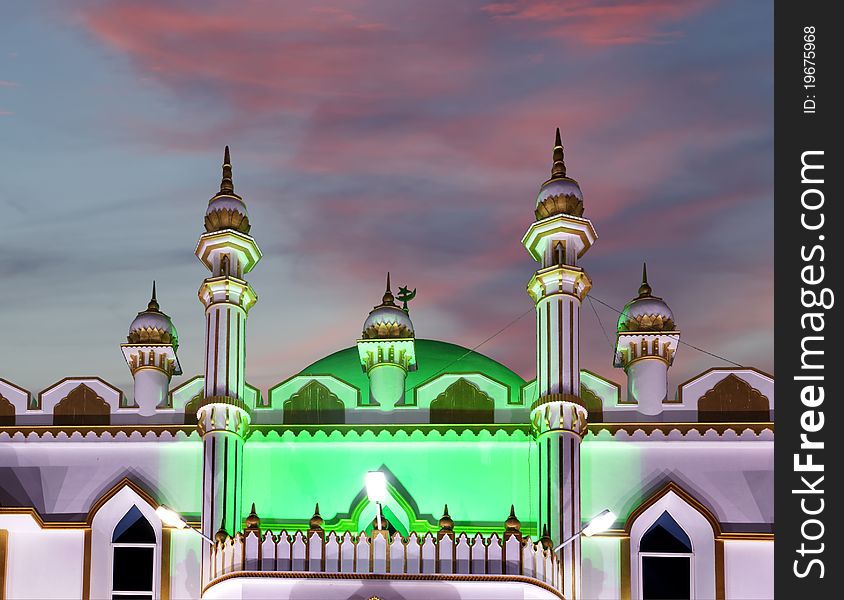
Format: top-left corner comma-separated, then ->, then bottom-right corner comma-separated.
295,339 -> 527,406
242,436 -> 538,536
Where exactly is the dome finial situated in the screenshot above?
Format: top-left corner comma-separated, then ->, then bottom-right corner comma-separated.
551,127 -> 566,179
381,272 -> 395,305
219,145 -> 234,194
638,262 -> 652,297
148,281 -> 160,312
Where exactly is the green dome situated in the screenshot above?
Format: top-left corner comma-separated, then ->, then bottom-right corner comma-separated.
299,339 -> 526,403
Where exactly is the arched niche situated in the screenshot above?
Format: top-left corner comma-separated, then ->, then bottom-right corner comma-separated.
429,378 -> 494,424
580,385 -> 603,423
87,480 -> 163,600
283,380 -> 345,424
53,384 -> 110,425
698,374 -> 769,422
0,393 -> 14,426
626,483 -> 718,600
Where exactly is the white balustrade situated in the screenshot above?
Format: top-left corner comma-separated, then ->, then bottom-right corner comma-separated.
207,527 -> 562,592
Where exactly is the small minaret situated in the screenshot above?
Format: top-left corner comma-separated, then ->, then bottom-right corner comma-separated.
121,282 -> 181,416
195,147 -> 261,583
614,264 -> 680,414
522,129 -> 596,600
357,273 -> 417,409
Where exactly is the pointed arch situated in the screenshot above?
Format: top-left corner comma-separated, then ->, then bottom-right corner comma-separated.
87,479 -> 165,600
0,393 -> 14,426
283,380 -> 345,424
624,482 -> 719,600
698,374 -> 769,422
580,385 -> 603,422
429,378 -> 494,423
53,383 -> 110,425
184,391 -> 203,425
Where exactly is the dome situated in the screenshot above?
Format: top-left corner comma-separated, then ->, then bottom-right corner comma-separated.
362,275 -> 414,339
127,285 -> 179,349
534,128 -> 585,219
205,146 -> 251,234
535,177 -> 585,219
300,339 -> 527,400
617,265 -> 676,333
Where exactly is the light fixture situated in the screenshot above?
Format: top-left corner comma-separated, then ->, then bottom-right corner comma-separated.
365,471 -> 387,503
553,509 -> 616,552
155,506 -> 187,529
365,471 -> 387,530
156,505 -> 215,544
582,509 -> 616,537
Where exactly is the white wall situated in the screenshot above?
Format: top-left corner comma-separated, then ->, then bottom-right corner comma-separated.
582,536 -> 621,600
724,540 -> 774,600
0,515 -> 85,600
582,438 -> 774,527
0,439 -> 202,517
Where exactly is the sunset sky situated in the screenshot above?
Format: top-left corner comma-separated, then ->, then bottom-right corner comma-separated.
0,0 -> 772,399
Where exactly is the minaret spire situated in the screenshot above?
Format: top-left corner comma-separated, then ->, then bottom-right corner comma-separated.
148,281 -> 159,311
638,262 -> 652,297
219,145 -> 234,194
381,272 -> 395,305
551,127 -> 566,179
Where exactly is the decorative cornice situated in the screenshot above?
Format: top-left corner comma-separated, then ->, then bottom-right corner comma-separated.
0,423 -> 535,441
0,425 -> 199,440
203,571 -> 565,600
248,423 -> 533,441
586,422 -> 774,438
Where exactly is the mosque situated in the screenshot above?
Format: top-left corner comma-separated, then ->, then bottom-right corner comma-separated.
0,132 -> 773,599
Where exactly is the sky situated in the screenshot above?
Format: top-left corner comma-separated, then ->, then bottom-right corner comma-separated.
0,0 -> 773,401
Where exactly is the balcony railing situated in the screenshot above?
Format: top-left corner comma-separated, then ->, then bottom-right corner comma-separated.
206,527 -> 562,594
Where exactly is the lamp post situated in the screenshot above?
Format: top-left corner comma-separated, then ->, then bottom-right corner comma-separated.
365,471 -> 388,530
156,505 -> 216,544
553,509 -> 616,552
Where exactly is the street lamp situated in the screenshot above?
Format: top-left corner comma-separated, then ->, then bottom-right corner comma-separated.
365,471 -> 387,530
155,505 -> 215,544
553,509 -> 616,552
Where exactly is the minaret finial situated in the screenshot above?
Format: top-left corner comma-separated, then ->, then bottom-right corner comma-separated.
219,145 -> 234,194
638,262 -> 652,297
551,127 -> 566,179
148,281 -> 160,312
381,272 -> 395,305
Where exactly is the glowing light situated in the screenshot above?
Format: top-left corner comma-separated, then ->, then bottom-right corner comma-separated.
156,506 -> 187,529
554,508 -> 616,551
582,509 -> 616,537
365,471 -> 388,503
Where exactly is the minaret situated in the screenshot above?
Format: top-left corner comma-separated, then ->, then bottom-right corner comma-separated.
357,273 -> 417,409
194,147 -> 261,582
614,264 -> 680,414
121,282 -> 181,416
522,129 -> 596,600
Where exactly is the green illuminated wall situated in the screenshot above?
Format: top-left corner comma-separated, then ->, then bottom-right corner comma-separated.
242,431 -> 538,536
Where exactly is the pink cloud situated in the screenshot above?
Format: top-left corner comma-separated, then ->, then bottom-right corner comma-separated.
482,0 -> 716,45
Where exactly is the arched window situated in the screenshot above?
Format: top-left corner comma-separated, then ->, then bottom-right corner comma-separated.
639,511 -> 693,599
111,506 -> 156,599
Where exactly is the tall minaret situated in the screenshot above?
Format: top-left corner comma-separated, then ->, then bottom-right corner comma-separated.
614,264 -> 680,414
357,274 -> 417,408
522,129 -> 596,600
121,283 -> 181,415
194,147 -> 261,581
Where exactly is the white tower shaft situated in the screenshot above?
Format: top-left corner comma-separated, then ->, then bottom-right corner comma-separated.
522,131 -> 597,600
194,148 -> 262,587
